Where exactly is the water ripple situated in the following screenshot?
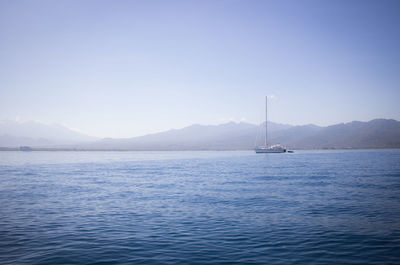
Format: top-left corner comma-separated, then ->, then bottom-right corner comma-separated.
0,150 -> 399,264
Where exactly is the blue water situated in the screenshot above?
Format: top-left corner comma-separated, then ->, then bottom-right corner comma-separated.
1,150 -> 399,264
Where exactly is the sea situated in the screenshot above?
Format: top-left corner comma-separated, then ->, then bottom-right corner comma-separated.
0,150 -> 399,264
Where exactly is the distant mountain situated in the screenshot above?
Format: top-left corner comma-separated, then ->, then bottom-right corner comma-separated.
267,124 -> 323,147
1,119 -> 399,150
85,122 -> 261,150
287,119 -> 400,149
83,119 -> 400,150
0,120 -> 98,147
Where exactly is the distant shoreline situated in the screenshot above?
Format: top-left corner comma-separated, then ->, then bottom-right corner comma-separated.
2,118 -> 399,151
1,147 -> 399,152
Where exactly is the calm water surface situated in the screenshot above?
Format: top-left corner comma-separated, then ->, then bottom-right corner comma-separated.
0,150 -> 399,264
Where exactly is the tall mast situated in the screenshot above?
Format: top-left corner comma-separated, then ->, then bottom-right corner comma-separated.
265,96 -> 268,147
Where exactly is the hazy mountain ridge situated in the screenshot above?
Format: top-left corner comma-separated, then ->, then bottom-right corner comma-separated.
0,120 -> 98,147
85,122 -> 261,150
291,119 -> 400,149
86,119 -> 400,150
1,119 -> 399,150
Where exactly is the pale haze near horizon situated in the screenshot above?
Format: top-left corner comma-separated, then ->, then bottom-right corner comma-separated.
0,0 -> 399,138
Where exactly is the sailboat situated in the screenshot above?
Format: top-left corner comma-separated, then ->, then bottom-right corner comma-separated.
255,96 -> 286,153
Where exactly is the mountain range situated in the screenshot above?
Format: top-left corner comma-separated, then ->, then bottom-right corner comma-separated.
0,120 -> 97,147
1,119 -> 399,150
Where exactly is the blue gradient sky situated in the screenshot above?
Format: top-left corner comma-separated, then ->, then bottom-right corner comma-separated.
1,0 -> 399,137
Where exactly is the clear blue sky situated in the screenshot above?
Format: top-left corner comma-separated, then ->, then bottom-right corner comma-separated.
1,0 -> 399,137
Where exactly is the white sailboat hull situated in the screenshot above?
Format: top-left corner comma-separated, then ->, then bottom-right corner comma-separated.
255,147 -> 286,153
